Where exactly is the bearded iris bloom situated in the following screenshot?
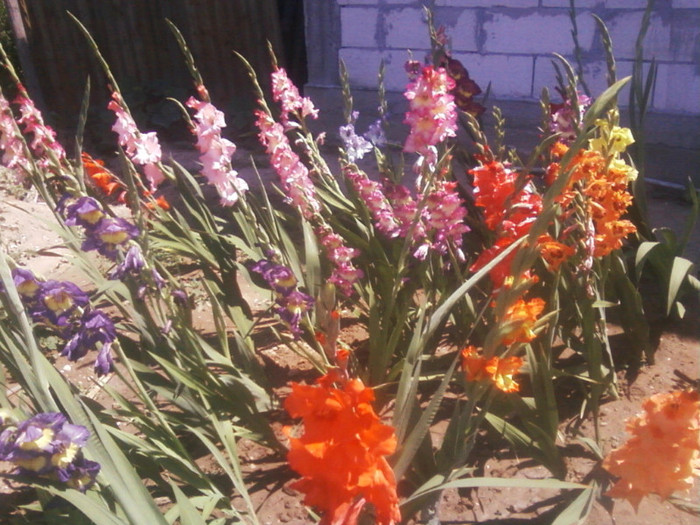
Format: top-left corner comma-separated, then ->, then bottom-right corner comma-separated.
0,412 -> 100,492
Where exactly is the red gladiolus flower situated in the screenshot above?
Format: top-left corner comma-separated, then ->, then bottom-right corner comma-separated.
284,370 -> 401,525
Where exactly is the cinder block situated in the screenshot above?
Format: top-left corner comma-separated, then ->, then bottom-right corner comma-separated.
339,48 -> 425,91
483,11 -> 595,54
532,56 -> 637,103
341,7 -> 380,48
541,0 -> 601,7
605,11 -> 672,61
446,9 -> 479,52
385,8 -> 430,49
436,0 -> 538,6
604,0 -> 652,8
452,52 -> 535,98
653,63 -> 700,114
673,0 -> 700,7
671,10 -> 700,62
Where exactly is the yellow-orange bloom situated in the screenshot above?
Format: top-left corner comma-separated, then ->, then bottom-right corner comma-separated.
501,297 -> 546,345
538,235 -> 576,271
461,346 -> 524,393
284,370 -> 401,525
603,390 -> 700,509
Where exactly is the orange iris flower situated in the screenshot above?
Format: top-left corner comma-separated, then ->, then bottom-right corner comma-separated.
603,390 -> 700,509
284,370 -> 401,525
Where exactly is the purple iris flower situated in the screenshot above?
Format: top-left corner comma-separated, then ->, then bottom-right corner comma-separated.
35,280 -> 89,327
109,244 -> 145,280
12,268 -> 41,300
275,289 -> 314,336
251,259 -> 298,295
57,456 -> 101,491
0,412 -> 100,492
82,217 -> 140,259
62,310 -> 116,375
64,196 -> 105,227
94,341 -> 114,376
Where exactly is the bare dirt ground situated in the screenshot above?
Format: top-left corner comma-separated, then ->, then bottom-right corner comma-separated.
0,162 -> 698,524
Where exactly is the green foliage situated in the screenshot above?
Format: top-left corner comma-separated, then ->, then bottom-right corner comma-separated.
0,5 -> 694,525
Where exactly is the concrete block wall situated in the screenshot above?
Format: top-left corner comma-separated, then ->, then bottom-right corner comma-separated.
319,0 -> 700,116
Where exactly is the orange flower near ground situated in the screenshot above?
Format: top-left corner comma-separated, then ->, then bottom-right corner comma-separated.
284,370 -> 401,525
603,390 -> 700,510
461,346 -> 524,393
501,297 -> 546,345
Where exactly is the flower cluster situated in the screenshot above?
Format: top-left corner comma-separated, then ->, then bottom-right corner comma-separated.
345,167 -> 469,261
548,122 -> 637,258
0,412 -> 100,492
14,84 -> 67,173
82,152 -> 126,202
461,346 -> 524,393
469,160 -> 543,289
62,196 -> 139,260
403,64 -> 457,170
255,109 -> 321,220
549,89 -> 591,143
339,111 -> 385,163
107,91 -> 165,189
11,268 -> 115,375
0,92 -> 30,175
186,92 -> 249,206
284,370 -> 401,525
603,390 -> 700,509
315,224 -> 364,296
251,259 -> 313,336
270,67 -> 318,128
439,56 -> 485,117
257,73 -> 364,296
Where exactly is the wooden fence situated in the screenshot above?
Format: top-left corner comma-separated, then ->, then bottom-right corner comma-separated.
9,0 -> 283,135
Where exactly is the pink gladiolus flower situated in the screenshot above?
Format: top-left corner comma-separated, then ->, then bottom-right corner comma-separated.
255,109 -> 321,219
271,67 -> 318,128
315,225 -> 363,296
186,96 -> 248,206
344,167 -> 401,238
14,89 -> 66,170
107,92 -> 165,189
0,93 -> 29,172
423,180 -> 470,260
403,66 -> 457,169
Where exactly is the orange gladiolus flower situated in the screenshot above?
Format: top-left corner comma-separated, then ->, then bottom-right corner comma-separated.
538,235 -> 576,271
82,152 -> 123,197
501,297 -> 546,345
461,346 -> 524,393
603,390 -> 700,509
284,370 -> 401,525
